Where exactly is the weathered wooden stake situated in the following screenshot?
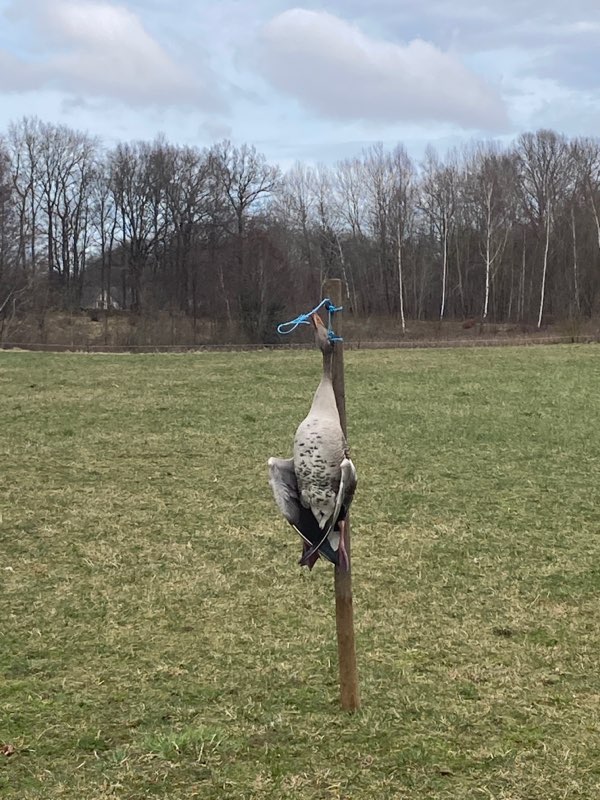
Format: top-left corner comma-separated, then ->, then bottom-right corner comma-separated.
323,278 -> 360,712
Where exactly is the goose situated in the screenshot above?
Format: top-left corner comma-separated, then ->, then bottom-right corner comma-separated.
268,312 -> 357,570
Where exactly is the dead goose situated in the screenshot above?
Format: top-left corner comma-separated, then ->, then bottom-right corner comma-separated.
268,312 -> 357,570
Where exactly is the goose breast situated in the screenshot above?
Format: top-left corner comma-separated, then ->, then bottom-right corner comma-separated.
293,413 -> 346,528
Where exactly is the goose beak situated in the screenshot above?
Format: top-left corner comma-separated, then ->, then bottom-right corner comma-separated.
311,311 -> 333,352
310,312 -> 326,330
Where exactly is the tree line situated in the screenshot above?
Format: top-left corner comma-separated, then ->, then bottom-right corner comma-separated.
1,117 -> 600,341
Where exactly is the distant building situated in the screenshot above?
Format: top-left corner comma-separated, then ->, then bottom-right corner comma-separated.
80,287 -> 121,311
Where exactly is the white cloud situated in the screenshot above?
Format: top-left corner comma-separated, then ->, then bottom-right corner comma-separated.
1,0 -> 226,111
255,9 -> 509,131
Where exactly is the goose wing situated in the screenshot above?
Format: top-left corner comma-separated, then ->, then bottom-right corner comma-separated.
267,457 -> 340,565
299,456 -> 357,565
267,457 -> 299,524
331,457 -> 358,526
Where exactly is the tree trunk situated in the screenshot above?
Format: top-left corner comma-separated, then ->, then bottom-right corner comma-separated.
454,230 -> 465,317
100,222 -> 106,309
519,231 -> 526,321
507,241 -> 514,321
217,262 -> 232,326
483,223 -> 491,320
482,186 -> 493,320
571,205 -> 581,314
588,185 -> 600,255
396,221 -> 406,334
537,207 -> 551,329
335,234 -> 352,306
439,214 -> 448,321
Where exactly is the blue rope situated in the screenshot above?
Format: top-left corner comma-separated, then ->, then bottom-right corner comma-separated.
277,298 -> 343,342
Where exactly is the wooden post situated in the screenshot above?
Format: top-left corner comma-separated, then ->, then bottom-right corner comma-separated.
323,278 -> 360,712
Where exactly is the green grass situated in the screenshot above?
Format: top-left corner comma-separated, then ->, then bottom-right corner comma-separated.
1,345 -> 600,799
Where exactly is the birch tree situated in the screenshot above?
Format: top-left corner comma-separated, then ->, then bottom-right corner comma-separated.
517,130 -> 569,328
470,146 -> 516,320
390,145 -> 415,333
421,148 -> 456,321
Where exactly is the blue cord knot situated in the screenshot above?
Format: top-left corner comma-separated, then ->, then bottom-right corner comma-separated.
277,298 -> 343,342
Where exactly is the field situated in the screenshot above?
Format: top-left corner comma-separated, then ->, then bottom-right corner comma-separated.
1,345 -> 600,799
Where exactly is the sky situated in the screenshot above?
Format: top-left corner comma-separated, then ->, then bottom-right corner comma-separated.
0,0 -> 599,166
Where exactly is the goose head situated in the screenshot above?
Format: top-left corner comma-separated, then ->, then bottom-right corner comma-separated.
311,312 -> 334,354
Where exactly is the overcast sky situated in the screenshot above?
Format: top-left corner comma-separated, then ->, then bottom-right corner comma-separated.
1,0 -> 599,166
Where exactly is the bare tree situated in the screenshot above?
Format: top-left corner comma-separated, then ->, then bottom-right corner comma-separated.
91,162 -> 119,309
210,141 -> 279,252
421,148 -> 456,321
3,118 -> 600,342
0,139 -> 16,290
7,118 -> 44,278
209,141 -> 280,330
469,145 -> 516,320
390,146 -> 415,333
164,145 -> 212,317
517,130 -> 569,328
276,162 -> 319,296
109,138 -> 171,310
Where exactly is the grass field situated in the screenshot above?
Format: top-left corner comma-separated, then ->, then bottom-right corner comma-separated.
1,345 -> 600,799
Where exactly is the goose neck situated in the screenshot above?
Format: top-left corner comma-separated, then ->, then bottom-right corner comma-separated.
322,348 -> 333,380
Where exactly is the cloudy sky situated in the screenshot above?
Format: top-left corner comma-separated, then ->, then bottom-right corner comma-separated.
1,0 -> 599,165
